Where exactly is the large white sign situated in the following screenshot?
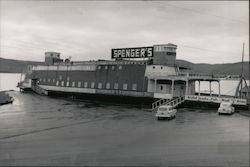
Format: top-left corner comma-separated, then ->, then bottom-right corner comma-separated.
185,95 -> 247,105
111,47 -> 153,59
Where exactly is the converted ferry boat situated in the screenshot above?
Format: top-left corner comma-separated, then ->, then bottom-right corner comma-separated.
17,43 -> 248,108
18,44 -> 195,105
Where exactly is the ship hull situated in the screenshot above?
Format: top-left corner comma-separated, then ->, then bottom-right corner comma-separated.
47,90 -> 156,108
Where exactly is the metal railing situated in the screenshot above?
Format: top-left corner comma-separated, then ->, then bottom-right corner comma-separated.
151,96 -> 186,111
151,98 -> 171,110
165,96 -> 185,108
31,84 -> 48,95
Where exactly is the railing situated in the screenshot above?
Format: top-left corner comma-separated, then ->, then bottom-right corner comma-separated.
152,98 -> 171,110
151,96 -> 186,111
165,96 -> 185,108
31,84 -> 48,95
178,72 -> 240,80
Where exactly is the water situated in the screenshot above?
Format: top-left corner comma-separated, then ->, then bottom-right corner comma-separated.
0,73 -> 248,96
0,91 -> 249,166
0,73 -> 249,166
0,73 -> 21,91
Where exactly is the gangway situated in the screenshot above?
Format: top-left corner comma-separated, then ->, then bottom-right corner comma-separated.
151,96 -> 185,111
165,96 -> 185,108
31,80 -> 48,95
152,98 -> 171,111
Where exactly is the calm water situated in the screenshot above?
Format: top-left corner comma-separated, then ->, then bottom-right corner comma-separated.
0,73 -> 249,96
0,91 -> 249,166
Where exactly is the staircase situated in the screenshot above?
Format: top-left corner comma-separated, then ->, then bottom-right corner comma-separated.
165,96 -> 185,108
152,98 -> 171,111
31,84 -> 48,95
151,96 -> 185,111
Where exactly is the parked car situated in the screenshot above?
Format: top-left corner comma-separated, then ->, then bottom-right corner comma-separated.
218,102 -> 235,115
156,105 -> 177,120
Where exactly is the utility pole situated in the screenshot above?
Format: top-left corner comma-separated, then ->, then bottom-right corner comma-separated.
240,43 -> 244,98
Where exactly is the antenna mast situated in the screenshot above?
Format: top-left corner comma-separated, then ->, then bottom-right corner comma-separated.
241,43 -> 244,78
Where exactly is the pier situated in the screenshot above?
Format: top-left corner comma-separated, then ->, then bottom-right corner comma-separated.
150,72 -> 248,110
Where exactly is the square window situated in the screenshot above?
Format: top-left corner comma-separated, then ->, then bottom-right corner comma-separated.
123,83 -> 127,90
72,81 -> 75,87
114,83 -> 118,89
132,84 -> 137,91
84,82 -> 88,88
91,82 -> 95,88
78,81 -> 81,87
106,83 -> 110,89
98,83 -> 102,89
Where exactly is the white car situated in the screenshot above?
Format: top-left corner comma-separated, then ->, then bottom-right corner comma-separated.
218,102 -> 235,115
156,105 -> 177,120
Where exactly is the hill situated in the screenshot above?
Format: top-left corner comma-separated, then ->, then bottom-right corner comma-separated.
176,60 -> 249,79
0,57 -> 44,73
0,57 -> 249,79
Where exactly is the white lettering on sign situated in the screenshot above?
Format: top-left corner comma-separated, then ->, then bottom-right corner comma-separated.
112,46 -> 154,59
185,95 -> 247,105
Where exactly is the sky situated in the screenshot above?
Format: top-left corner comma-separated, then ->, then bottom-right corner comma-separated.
0,1 -> 249,64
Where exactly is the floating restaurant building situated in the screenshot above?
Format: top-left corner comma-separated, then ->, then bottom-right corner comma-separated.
18,43 -> 248,108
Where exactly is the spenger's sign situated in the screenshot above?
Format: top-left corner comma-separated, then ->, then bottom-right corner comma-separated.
111,47 -> 153,59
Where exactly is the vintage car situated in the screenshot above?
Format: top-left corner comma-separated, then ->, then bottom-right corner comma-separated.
156,105 -> 177,120
218,102 -> 235,115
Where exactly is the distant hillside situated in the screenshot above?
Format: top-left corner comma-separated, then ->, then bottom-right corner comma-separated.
0,58 -> 44,73
176,60 -> 249,79
0,57 -> 249,79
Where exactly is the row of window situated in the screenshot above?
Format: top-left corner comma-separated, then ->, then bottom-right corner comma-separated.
97,65 -> 122,70
40,78 -> 137,90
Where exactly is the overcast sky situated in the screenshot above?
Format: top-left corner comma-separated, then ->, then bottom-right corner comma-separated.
0,1 -> 249,64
